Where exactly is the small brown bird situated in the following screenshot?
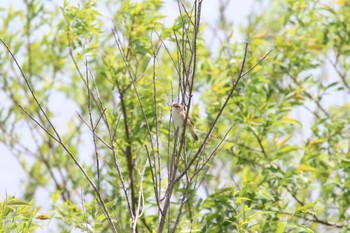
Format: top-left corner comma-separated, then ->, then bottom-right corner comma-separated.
171,103 -> 198,141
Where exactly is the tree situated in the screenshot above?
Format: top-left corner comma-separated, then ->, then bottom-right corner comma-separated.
0,0 -> 349,232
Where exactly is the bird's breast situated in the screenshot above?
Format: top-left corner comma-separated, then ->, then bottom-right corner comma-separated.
172,109 -> 184,127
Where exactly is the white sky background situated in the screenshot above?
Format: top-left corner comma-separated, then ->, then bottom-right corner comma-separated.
0,0 -> 256,232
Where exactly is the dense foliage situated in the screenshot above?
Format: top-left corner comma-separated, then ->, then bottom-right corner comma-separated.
0,0 -> 349,232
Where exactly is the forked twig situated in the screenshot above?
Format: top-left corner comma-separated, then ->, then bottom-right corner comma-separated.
176,45 -> 272,183
0,38 -> 118,233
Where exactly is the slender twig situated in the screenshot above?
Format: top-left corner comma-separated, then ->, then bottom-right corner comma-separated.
175,42 -> 250,184
0,38 -> 118,233
171,123 -> 234,231
179,0 -> 202,150
193,123 -> 236,178
288,73 -> 329,118
240,49 -> 272,79
18,107 -> 117,233
154,31 -> 180,79
85,60 -> 101,192
18,105 -> 59,142
0,39 -> 62,142
286,186 -> 304,206
144,145 -> 162,212
158,2 -> 203,232
270,210 -> 344,228
80,190 -> 92,233
171,181 -> 190,233
326,54 -> 350,92
150,38 -> 163,219
113,29 -> 145,220
250,129 -> 268,159
84,54 -> 134,221
133,166 -> 147,233
168,47 -> 272,232
76,111 -> 112,149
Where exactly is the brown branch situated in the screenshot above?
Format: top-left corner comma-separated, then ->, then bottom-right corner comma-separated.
0,38 -> 62,142
18,106 -> 117,233
250,129 -> 268,159
276,210 -> 344,229
85,60 -> 101,192
326,54 -> 350,92
175,42 -> 250,183
151,38 -> 162,211
192,123 -> 236,178
158,2 -> 204,231
288,73 -> 330,118
0,38 -> 118,233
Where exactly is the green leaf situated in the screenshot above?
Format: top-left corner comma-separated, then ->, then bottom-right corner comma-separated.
296,200 -> 318,212
276,221 -> 285,233
6,199 -> 31,206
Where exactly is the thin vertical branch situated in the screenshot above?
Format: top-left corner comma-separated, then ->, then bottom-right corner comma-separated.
133,166 -> 147,233
0,39 -> 62,142
176,46 -> 272,183
85,60 -> 101,192
0,38 -> 118,233
113,29 -> 152,222
151,36 -> 162,215
158,1 -> 203,232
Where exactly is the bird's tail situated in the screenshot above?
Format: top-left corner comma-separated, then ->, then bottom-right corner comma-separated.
190,128 -> 199,141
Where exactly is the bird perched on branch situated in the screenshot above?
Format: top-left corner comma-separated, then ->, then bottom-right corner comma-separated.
171,103 -> 198,141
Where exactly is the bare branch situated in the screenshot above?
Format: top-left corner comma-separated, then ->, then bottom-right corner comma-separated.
0,38 -> 118,233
